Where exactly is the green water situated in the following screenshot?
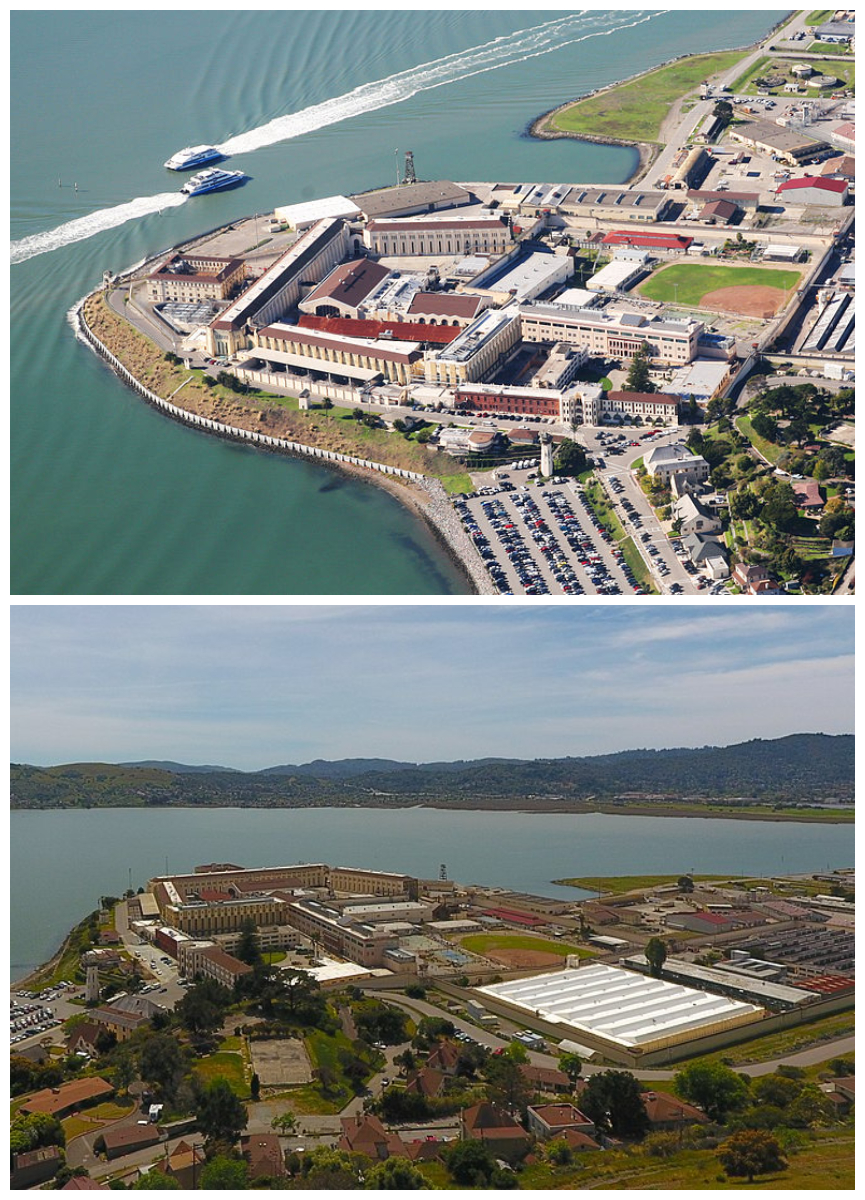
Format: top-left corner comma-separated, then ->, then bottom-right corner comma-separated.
11,10 -> 780,594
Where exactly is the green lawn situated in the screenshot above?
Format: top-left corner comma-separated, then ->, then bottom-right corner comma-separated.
639,264 -> 801,308
806,9 -> 833,22
518,1130 -> 853,1191
553,874 -> 731,894
458,933 -> 594,959
548,49 -> 749,143
619,535 -> 656,593
686,1009 -> 854,1068
735,415 -> 786,465
192,1050 -> 249,1098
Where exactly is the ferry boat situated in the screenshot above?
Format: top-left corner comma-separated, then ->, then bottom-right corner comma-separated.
164,145 -> 224,171
181,168 -> 248,197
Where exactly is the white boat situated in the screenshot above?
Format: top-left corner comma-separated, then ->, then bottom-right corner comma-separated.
181,168 -> 248,196
164,145 -> 224,171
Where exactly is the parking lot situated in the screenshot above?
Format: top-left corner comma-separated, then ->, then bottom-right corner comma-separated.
455,481 -> 649,596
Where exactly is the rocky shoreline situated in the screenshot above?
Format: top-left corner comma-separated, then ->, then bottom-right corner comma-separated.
527,104 -> 657,186
75,290 -> 492,596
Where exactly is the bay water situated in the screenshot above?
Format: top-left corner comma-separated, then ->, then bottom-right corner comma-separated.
11,9 -> 779,594
11,806 -> 850,977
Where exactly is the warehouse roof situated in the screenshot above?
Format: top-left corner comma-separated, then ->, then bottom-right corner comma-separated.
351,180 -> 471,219
478,965 -> 763,1051
777,176 -> 848,194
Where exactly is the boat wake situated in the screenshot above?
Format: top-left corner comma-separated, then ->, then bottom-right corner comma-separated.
11,10 -> 663,266
11,192 -> 187,266
217,11 -> 663,156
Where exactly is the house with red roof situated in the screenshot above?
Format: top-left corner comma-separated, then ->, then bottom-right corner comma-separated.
339,1114 -> 408,1160
460,1103 -> 531,1160
641,1090 -> 708,1130
792,478 -> 824,510
527,1103 -> 596,1140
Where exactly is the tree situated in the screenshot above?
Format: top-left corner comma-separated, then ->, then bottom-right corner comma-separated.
718,1130 -> 787,1182
270,1111 -> 296,1135
559,1052 -> 582,1084
132,1170 -> 181,1190
364,1157 -> 431,1189
236,917 -> 263,967
645,937 -> 667,978
175,979 -> 230,1039
811,458 -> 830,481
446,1139 -> 498,1187
300,1147 -> 364,1190
787,1084 -> 835,1128
112,1049 -> 136,1094
137,1033 -> 185,1100
750,411 -> 778,442
355,1003 -> 409,1046
200,1155 -> 249,1190
10,1111 -> 66,1154
626,344 -> 654,393
395,1048 -> 417,1075
195,1077 -> 248,1148
547,1138 -> 573,1165
713,99 -> 733,123
554,438 -> 587,478
750,1073 -> 801,1110
484,1054 -> 530,1114
580,1070 -> 649,1139
761,481 -> 798,533
674,1060 -> 750,1123
250,1072 -> 260,1101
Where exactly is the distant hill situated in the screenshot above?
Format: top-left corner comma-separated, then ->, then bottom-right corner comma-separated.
121,760 -> 240,774
261,758 -> 419,778
10,734 -> 854,810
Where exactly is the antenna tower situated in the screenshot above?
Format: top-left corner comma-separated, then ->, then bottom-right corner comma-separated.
402,150 -> 417,186
439,863 -> 448,881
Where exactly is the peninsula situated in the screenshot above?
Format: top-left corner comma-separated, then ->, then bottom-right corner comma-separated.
76,9 -> 854,597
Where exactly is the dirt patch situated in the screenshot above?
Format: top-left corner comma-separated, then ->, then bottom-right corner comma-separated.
486,949 -> 562,969
250,1038 -> 313,1088
699,285 -> 788,318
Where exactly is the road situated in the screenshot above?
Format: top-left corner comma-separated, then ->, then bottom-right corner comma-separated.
642,11 -> 814,188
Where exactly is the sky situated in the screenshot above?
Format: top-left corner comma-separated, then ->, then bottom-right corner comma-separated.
10,604 -> 854,770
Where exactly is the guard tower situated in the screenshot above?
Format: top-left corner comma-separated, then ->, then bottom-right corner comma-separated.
402,150 -> 417,186
85,965 -> 100,1004
540,432 -> 555,478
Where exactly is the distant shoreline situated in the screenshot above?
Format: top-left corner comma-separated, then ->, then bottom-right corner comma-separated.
12,801 -> 853,824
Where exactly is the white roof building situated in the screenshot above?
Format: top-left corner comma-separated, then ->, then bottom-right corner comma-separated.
273,195 -> 362,230
477,965 -> 763,1054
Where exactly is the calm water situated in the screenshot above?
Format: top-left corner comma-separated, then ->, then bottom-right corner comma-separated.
10,807 -> 849,976
11,9 -> 779,594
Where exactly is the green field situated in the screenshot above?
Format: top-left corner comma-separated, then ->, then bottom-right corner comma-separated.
459,933 -> 594,959
548,50 -> 749,143
640,264 -> 801,307
192,1050 -> 249,1097
554,874 -> 732,894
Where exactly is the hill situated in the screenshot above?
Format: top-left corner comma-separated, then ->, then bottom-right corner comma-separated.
10,735 -> 853,812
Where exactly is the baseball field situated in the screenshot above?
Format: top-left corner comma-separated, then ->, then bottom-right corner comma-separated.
638,263 -> 801,316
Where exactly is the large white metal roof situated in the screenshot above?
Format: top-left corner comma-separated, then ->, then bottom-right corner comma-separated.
477,964 -> 763,1050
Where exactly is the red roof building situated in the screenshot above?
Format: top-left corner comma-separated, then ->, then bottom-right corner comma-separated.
641,1090 -> 708,1130
339,1114 -> 408,1160
297,314 -> 458,345
602,231 -> 693,252
481,907 -> 546,927
776,177 -> 849,205
792,478 -> 824,509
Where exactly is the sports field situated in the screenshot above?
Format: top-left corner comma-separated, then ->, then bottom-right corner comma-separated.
639,263 -> 801,316
459,933 -> 594,969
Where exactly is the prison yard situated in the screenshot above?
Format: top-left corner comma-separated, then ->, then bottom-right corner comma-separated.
637,264 -> 803,316
9,855 -> 854,1189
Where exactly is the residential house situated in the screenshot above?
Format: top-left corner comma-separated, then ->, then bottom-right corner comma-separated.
20,1077 -> 114,1119
732,563 -> 782,595
242,1133 -> 287,1180
460,1103 -> 531,1161
520,1064 -> 573,1095
405,1067 -> 447,1099
99,1123 -> 162,1161
156,1140 -> 206,1189
526,1103 -> 596,1141
66,1022 -> 103,1057
641,1090 -> 709,1130
426,1040 -> 462,1075
673,493 -> 722,536
11,1146 -> 63,1189
339,1114 -> 408,1161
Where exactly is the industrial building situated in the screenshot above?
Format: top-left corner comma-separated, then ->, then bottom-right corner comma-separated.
667,358 -> 734,402
776,177 -> 849,207
298,259 -> 392,318
586,257 -> 647,293
424,305 -> 522,385
251,321 -> 422,384
350,180 -> 473,221
206,217 -> 350,355
364,214 -> 513,258
477,964 -> 764,1057
273,195 -> 361,230
727,119 -> 829,166
622,954 -> 821,1012
520,304 -> 702,366
470,250 -> 572,304
147,254 -> 245,304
